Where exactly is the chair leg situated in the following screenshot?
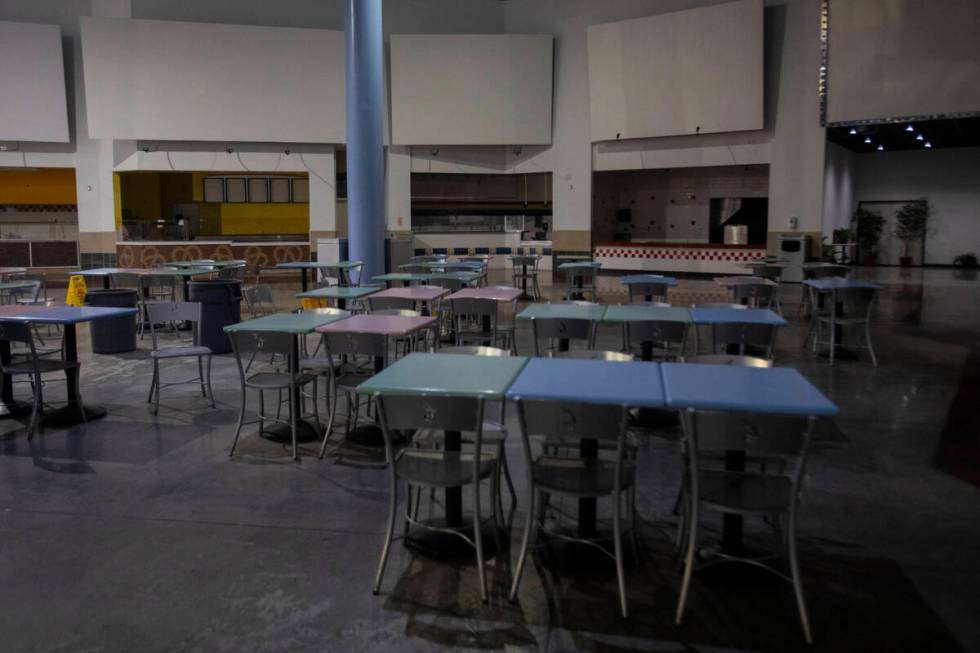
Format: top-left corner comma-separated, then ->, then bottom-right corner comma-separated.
473,466 -> 488,602
289,386 -> 298,461
788,509 -> 813,644
500,445 -> 517,508
197,356 -> 206,398
229,386 -> 247,457
205,355 -> 216,408
613,488 -> 628,618
146,364 -> 157,404
373,476 -> 399,595
75,369 -> 87,424
509,487 -> 536,602
153,361 -> 161,416
27,372 -> 41,440
829,320 -> 837,366
258,390 -> 265,437
319,377 -> 339,459
674,500 -> 699,625
865,322 -> 878,367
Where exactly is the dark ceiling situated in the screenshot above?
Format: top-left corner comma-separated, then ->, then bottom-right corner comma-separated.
826,116 -> 980,153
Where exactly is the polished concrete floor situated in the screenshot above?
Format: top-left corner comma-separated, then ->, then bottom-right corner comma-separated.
1,267 -> 978,652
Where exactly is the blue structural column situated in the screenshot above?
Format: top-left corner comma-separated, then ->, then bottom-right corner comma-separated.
345,0 -> 386,280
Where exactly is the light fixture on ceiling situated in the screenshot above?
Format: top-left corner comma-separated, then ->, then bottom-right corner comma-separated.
905,124 -> 914,132
864,137 -> 872,144
849,128 -> 858,135
916,134 -> 924,141
877,144 -> 885,151
924,142 -> 932,148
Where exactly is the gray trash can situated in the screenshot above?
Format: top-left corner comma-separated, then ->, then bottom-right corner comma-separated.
85,289 -> 138,354
188,279 -> 242,354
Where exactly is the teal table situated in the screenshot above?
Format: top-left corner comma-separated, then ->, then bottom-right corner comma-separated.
225,311 -> 351,440
0,280 -> 38,303
0,305 -> 138,424
360,352 -> 529,526
152,267 -> 215,300
603,305 -> 692,361
76,267 -> 153,290
275,260 -> 363,290
296,285 -> 381,309
373,271 -> 481,288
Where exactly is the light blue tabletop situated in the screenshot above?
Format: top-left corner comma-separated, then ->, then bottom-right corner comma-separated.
275,261 -> 362,270
76,267 -> 142,276
621,274 -> 679,286
0,305 -> 137,324
373,272 -> 431,282
803,278 -> 882,291
689,307 -> 788,326
358,352 -> 529,399
224,311 -> 349,334
506,358 -> 665,408
558,261 -> 602,270
322,260 -> 364,270
296,285 -> 382,300
661,363 -> 838,416
602,305 -> 692,323
417,261 -> 484,270
151,267 -> 214,277
0,281 -> 37,292
517,302 -> 607,321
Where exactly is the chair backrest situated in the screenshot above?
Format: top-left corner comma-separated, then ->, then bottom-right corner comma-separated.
550,349 -> 633,362
321,331 -> 388,359
428,277 -> 464,291
0,320 -> 35,346
17,273 -> 46,301
110,272 -> 140,289
517,399 -> 628,444
833,286 -> 876,318
628,282 -> 670,303
370,309 -> 421,317
228,329 -> 293,356
401,264 -> 429,273
367,296 -> 415,312
450,297 -> 496,319
685,410 -> 814,458
810,266 -> 849,279
376,394 -> 483,433
732,283 -> 776,307
531,317 -> 595,356
243,284 -> 277,315
683,354 -> 772,367
438,345 -> 511,357
510,256 -> 539,270
755,264 -> 783,280
145,301 -> 202,349
694,303 -> 747,310
711,322 -> 777,357
625,319 -> 689,351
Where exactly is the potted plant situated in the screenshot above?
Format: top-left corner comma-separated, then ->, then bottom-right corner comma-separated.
894,199 -> 929,267
854,207 -> 884,265
953,252 -> 979,280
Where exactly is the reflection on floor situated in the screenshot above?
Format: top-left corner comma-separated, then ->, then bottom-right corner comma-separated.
1,266 -> 978,652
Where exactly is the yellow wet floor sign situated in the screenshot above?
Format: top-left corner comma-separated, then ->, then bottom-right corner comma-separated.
66,275 -> 87,307
300,297 -> 327,310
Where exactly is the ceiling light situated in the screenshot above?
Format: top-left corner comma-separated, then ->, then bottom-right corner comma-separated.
864,137 -> 872,144
924,142 -> 932,148
877,144 -> 885,151
916,134 -> 924,141
849,128 -> 858,135
905,124 -> 914,132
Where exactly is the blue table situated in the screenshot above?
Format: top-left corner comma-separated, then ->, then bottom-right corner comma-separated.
662,362 -> 837,551
621,274 -> 678,303
689,307 -> 788,326
0,306 -> 138,424
802,279 -> 881,359
507,357 -> 665,536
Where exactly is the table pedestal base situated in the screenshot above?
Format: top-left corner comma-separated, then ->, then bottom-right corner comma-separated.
536,534 -> 639,573
260,419 -> 322,443
818,347 -> 860,361
0,400 -> 33,419
404,518 -> 501,561
40,404 -> 107,428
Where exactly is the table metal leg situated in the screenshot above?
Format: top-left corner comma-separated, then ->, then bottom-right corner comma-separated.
579,437 -> 598,538
722,450 -> 746,553
41,324 -> 107,426
301,269 -> 309,292
445,429 -> 463,528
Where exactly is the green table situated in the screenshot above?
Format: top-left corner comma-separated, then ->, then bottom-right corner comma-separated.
517,302 -> 607,321
295,285 -> 382,310
359,352 -> 529,527
373,271 -> 481,288
152,267 -> 216,300
602,305 -> 692,363
225,311 -> 351,441
169,259 -> 245,269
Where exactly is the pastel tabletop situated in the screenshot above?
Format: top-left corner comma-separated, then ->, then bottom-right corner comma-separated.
370,286 -> 450,301
358,352 -> 528,399
296,285 -> 382,299
316,313 -> 436,337
602,305 -> 692,323
0,281 -> 39,291
224,311 -> 349,334
741,260 -> 787,268
151,267 -> 214,277
0,305 -> 137,324
713,276 -> 778,287
0,267 -> 27,276
373,272 -> 433,282
448,286 -> 522,302
517,302 -> 607,321
803,278 -> 882,291
689,307 -> 788,326
421,261 -> 484,270
622,274 -> 679,286
507,254 -> 543,261
431,271 -> 482,283
506,357 -> 666,408
558,261 -> 602,270
76,267 -> 147,276
322,260 -> 365,270
661,363 -> 838,416
274,261 -> 334,269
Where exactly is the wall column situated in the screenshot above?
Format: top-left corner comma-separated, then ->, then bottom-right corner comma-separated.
306,148 -> 337,246
344,0 -> 386,278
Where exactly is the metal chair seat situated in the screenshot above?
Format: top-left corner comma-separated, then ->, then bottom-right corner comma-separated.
395,449 -> 497,488
816,315 -> 868,326
532,457 -> 636,497
245,371 -> 316,390
2,358 -> 79,375
334,372 -> 374,392
150,345 -> 212,359
299,356 -> 341,372
697,470 -> 792,514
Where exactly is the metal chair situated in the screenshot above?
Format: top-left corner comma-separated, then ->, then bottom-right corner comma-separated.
401,264 -> 430,274
367,309 -> 428,356
509,400 -> 635,617
627,281 -> 671,304
800,266 -> 848,315
710,322 -> 778,361
428,277 -> 465,292
530,315 -> 597,357
12,274 -> 51,306
511,255 -> 542,300
317,331 -> 388,459
217,264 -> 246,280
242,284 -> 278,317
228,330 -> 319,461
623,319 -> 689,361
683,353 -> 772,367
450,297 -> 508,350
550,349 -> 633,361
373,394 -> 500,601
813,286 -> 878,366
732,282 -> 781,313
145,301 -> 215,416
675,409 -> 817,643
565,266 -> 598,302
367,296 -> 416,312
0,320 -> 84,439
753,264 -> 784,281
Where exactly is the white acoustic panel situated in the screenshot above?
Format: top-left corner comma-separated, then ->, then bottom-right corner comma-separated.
390,34 -> 553,145
826,0 -> 980,123
0,21 -> 69,143
80,17 -> 345,142
586,0 -> 764,142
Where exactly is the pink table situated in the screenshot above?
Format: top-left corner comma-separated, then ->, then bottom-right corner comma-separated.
447,285 -> 522,302
316,314 -> 438,361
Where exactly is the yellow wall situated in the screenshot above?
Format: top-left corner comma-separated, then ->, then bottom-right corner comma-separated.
0,168 -> 77,204
119,172 -> 163,219
218,203 -> 309,235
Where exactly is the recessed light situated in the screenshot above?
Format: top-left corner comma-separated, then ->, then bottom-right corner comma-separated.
924,142 -> 932,148
849,128 -> 858,135
864,137 -> 872,144
916,134 -> 924,141
905,124 -> 914,132
877,144 -> 885,151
